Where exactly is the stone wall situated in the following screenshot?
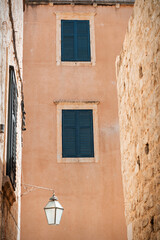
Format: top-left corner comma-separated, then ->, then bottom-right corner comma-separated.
116,0 -> 160,239
0,1 -> 23,239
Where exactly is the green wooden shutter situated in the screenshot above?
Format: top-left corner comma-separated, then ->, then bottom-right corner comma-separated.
62,110 -> 77,157
78,110 -> 94,157
61,20 -> 91,62
76,20 -> 91,61
7,66 -> 18,190
62,110 -> 94,158
61,20 -> 75,61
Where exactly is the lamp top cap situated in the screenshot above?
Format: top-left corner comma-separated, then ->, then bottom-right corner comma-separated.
50,193 -> 58,201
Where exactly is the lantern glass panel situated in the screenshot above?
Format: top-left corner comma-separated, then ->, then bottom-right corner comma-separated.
56,208 -> 63,224
45,208 -> 55,225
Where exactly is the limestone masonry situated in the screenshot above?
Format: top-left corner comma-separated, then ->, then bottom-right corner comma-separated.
0,0 -> 23,239
116,0 -> 160,239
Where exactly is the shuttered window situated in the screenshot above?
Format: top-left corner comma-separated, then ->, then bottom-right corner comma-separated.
62,110 -> 94,158
7,66 -> 18,190
61,20 -> 91,62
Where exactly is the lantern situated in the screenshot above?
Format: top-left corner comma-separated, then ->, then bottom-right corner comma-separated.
44,193 -> 64,225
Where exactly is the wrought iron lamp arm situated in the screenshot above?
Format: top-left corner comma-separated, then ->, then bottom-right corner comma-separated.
21,183 -> 54,197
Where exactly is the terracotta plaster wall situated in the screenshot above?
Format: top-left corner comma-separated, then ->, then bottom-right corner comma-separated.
22,4 -> 132,240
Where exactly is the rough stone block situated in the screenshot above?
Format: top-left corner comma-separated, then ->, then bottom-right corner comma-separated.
116,0 -> 160,238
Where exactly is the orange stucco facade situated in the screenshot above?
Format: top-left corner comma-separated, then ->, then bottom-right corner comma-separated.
21,4 -> 133,240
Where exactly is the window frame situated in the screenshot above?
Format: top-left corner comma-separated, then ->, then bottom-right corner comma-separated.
56,12 -> 96,66
55,101 -> 99,163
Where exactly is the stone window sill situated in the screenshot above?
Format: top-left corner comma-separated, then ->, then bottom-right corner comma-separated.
58,157 -> 96,163
57,61 -> 95,67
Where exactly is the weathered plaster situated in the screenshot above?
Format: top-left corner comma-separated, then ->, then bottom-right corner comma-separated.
22,4 -> 133,240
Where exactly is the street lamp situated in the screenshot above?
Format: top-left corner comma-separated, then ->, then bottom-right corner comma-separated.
44,193 -> 64,225
21,183 -> 64,225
